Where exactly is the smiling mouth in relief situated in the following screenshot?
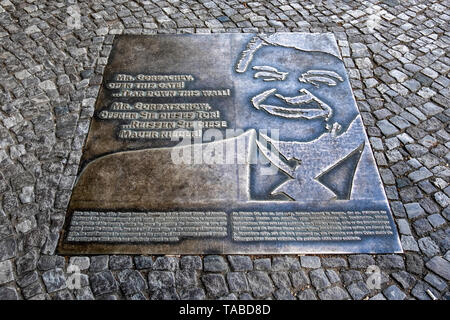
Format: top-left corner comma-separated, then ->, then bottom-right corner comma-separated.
251,88 -> 333,121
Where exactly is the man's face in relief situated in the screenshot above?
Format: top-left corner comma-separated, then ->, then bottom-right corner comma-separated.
235,36 -> 357,141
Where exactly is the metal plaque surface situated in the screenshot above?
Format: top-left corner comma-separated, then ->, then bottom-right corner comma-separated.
59,33 -> 402,254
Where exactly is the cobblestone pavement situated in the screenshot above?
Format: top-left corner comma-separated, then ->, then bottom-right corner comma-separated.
0,0 -> 449,300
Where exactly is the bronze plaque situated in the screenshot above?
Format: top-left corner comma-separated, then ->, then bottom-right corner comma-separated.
59,33 -> 402,254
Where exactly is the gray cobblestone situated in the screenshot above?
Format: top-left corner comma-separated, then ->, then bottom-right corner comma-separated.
0,260 -> 14,285
369,293 -> 386,300
310,269 -> 331,290
348,255 -> 375,269
404,202 -> 426,219
254,258 -> 271,271
270,272 -> 291,289
180,256 -> 202,270
300,256 -> 321,269
202,273 -> 228,297
226,272 -> 249,293
425,256 -> 450,281
418,237 -> 441,258
325,270 -> 340,285
37,255 -> 65,271
227,256 -> 253,271
392,271 -> 416,290
89,256 -> 109,273
290,270 -> 310,290
321,257 -> 348,269
377,255 -> 405,270
204,255 -> 228,272
148,271 -> 175,291
90,271 -> 118,296
341,270 -> 363,286
411,280 -> 440,300
153,256 -> 179,271
247,271 -> 274,299
175,269 -> 198,289
75,287 -> 95,300
383,285 -> 406,300
179,287 -> 206,300
109,256 -> 133,270
347,281 -> 370,300
42,268 -> 67,293
405,253 -> 425,276
401,236 -> 420,252
424,273 -> 447,292
69,257 -> 90,271
272,257 -> 300,271
134,256 -> 153,270
318,286 -> 350,300
274,288 -> 295,300
0,286 -> 20,300
118,269 -> 147,296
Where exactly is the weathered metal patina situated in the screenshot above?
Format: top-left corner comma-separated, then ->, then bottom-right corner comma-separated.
59,33 -> 402,254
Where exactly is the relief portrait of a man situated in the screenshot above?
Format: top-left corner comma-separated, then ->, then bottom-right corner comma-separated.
68,33 -> 380,211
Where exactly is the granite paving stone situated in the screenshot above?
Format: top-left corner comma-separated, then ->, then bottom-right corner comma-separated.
404,203 -> 426,219
411,280 -> 440,300
109,256 -> 133,270
300,256 -> 321,269
405,253 -> 425,276
325,270 -> 340,284
0,286 -> 20,300
309,269 -> 331,290
401,236 -> 420,252
148,271 -> 175,291
134,256 -> 153,270
22,281 -> 45,299
347,281 -> 370,300
226,272 -> 249,293
295,288 -> 315,300
348,255 -> 376,269
179,287 -> 206,300
424,273 -> 447,292
274,288 -> 296,300
42,268 -> 67,293
246,271 -> 275,299
271,257 -> 300,272
425,256 -> 450,281
318,286 -> 350,300
418,237 -> 442,258
204,255 -> 228,273
391,271 -> 416,290
175,269 -> 198,289
89,256 -> 109,273
180,256 -> 202,271
117,269 -> 147,296
153,257 -> 179,271
0,237 -> 16,262
227,256 -> 253,272
0,260 -> 14,285
90,271 -> 119,296
202,274 -> 229,297
289,270 -> 310,290
369,293 -> 386,300
253,258 -> 271,271
270,272 -> 292,289
341,270 -> 363,286
74,287 -> 95,300
383,285 -> 407,300
376,255 -> 405,270
68,257 -> 90,271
